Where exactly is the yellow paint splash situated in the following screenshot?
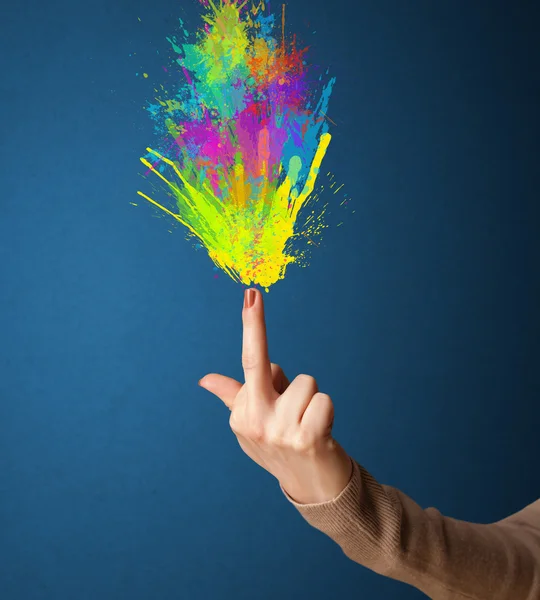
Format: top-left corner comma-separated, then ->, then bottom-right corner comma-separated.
138,132 -> 331,291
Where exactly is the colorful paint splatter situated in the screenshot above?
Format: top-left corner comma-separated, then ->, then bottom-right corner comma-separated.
137,0 -> 338,291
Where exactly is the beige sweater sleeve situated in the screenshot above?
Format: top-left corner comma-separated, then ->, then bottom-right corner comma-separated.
280,457 -> 540,600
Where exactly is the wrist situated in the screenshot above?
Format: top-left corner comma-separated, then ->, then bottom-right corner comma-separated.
281,443 -> 353,505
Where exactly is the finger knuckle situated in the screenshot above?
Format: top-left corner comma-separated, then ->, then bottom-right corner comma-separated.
291,431 -> 316,454
241,353 -> 259,371
296,373 -> 316,386
313,392 -> 332,404
266,429 -> 284,447
313,393 -> 334,416
247,423 -> 266,443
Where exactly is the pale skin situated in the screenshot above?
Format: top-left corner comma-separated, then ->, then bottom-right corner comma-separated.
198,287 -> 354,505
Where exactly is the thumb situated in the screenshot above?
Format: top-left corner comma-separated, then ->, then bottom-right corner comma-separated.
199,373 -> 242,410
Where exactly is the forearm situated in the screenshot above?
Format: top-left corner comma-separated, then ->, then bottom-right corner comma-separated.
385,487 -> 540,599
281,459 -> 540,600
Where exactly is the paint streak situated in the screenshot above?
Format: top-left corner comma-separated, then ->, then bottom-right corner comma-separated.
138,0 -> 338,291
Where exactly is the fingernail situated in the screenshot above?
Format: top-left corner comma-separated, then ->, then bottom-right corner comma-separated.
244,288 -> 256,309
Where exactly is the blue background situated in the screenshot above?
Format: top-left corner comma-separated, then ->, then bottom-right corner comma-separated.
1,1 -> 539,598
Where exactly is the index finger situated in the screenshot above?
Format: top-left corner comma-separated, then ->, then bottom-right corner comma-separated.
242,288 -> 274,401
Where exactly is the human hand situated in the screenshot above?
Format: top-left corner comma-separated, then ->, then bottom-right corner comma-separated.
198,288 -> 353,505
